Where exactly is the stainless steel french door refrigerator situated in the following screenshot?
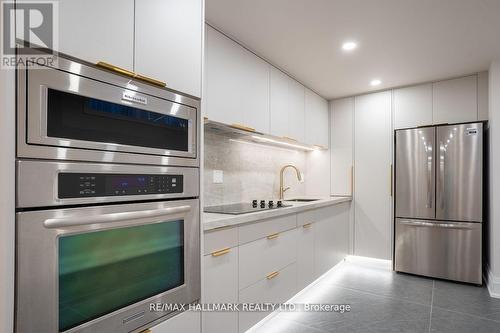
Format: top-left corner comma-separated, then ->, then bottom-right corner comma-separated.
394,122 -> 483,284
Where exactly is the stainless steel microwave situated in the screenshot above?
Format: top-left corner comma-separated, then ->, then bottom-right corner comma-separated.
17,50 -> 200,167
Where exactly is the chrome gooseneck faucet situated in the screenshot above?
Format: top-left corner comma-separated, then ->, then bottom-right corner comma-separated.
279,164 -> 303,200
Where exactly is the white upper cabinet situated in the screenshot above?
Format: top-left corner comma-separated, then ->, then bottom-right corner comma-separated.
270,67 -> 290,137
239,51 -> 270,133
205,26 -> 269,132
206,25 -> 333,142
135,0 -> 203,97
394,84 -> 433,129
287,79 -> 306,142
205,26 -> 244,125
305,88 -> 329,148
433,75 -> 478,124
58,0 -> 134,69
331,97 -> 354,196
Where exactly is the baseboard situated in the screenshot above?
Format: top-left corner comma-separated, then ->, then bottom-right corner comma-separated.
486,267 -> 500,299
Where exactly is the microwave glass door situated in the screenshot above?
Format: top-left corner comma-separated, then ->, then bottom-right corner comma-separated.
47,89 -> 189,152
58,220 -> 184,332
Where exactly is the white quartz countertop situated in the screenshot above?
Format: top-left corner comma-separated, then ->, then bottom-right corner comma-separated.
203,196 -> 352,231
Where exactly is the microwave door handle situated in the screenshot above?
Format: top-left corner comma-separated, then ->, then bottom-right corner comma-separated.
399,220 -> 473,230
43,205 -> 192,229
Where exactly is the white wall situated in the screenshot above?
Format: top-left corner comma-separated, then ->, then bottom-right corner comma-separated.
488,61 -> 500,298
0,61 -> 16,332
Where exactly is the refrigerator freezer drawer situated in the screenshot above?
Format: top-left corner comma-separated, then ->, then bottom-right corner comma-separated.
395,218 -> 482,284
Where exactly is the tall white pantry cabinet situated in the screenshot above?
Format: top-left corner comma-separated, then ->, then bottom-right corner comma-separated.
330,72 -> 488,261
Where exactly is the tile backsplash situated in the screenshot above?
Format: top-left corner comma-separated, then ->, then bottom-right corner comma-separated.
204,131 -> 307,206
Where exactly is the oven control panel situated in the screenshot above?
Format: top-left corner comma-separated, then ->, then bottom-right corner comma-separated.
58,173 -> 184,198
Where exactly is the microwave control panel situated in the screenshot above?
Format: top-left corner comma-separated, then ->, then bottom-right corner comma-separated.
58,173 -> 184,198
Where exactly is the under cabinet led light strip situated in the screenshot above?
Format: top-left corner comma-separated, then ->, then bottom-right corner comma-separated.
251,135 -> 317,151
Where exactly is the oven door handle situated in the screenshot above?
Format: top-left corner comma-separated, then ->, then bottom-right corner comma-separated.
43,205 -> 192,229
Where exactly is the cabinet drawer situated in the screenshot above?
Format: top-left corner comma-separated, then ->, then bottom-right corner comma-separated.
238,214 -> 296,245
239,228 -> 297,289
238,263 -> 297,332
204,227 -> 238,255
297,209 -> 317,227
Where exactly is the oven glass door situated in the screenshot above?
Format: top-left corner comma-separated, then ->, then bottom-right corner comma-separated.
58,220 -> 184,332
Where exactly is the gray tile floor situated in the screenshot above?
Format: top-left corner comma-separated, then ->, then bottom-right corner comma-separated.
254,260 -> 500,333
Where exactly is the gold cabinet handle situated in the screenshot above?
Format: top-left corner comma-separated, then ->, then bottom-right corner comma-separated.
350,165 -> 354,196
230,123 -> 256,133
96,61 -> 135,78
282,136 -> 297,142
303,223 -> 312,228
96,62 -> 166,87
135,73 -> 167,87
140,330 -> 152,333
266,233 -> 279,240
389,164 -> 393,197
211,247 -> 231,257
266,271 -> 280,280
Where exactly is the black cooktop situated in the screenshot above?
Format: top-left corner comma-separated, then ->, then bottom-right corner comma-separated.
204,200 -> 291,215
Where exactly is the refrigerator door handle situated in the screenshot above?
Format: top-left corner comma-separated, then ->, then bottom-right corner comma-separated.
427,161 -> 432,208
398,220 -> 474,230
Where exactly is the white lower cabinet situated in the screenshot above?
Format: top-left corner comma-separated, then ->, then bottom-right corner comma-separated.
238,263 -> 297,332
203,247 -> 238,333
297,223 -> 315,290
150,310 -> 201,333
314,203 -> 350,276
239,228 -> 297,289
202,203 -> 351,333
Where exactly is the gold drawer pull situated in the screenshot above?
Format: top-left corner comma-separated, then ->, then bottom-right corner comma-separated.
96,62 -> 166,87
211,247 -> 230,257
230,123 -> 256,133
97,61 -> 135,78
266,233 -> 279,240
303,223 -> 312,228
266,271 -> 280,280
282,136 -> 297,142
140,330 -> 152,333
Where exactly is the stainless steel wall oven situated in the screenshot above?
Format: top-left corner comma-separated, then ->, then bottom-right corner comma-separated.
16,50 -> 201,333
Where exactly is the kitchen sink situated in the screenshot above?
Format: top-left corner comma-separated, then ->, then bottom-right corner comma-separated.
285,198 -> 320,202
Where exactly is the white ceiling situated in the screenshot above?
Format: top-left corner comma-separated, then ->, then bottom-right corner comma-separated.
206,0 -> 500,99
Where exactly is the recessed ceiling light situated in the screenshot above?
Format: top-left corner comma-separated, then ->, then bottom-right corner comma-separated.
342,41 -> 358,51
370,79 -> 382,86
